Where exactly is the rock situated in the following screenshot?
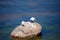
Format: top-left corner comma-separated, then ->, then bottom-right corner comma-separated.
10,17 -> 42,40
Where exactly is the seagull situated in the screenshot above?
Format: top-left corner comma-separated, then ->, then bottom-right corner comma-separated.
30,17 -> 35,22
21,21 -> 25,26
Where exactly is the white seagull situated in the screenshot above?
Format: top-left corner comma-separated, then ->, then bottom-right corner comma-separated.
30,17 -> 35,22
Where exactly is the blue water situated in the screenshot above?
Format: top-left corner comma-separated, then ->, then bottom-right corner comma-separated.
0,0 -> 60,40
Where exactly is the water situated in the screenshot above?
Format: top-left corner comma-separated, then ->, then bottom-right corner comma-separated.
0,15 -> 60,40
0,0 -> 60,40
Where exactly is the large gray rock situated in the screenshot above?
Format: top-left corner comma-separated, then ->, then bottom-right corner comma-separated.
10,22 -> 42,40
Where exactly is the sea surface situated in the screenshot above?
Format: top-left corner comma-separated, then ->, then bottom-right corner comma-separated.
0,0 -> 60,40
